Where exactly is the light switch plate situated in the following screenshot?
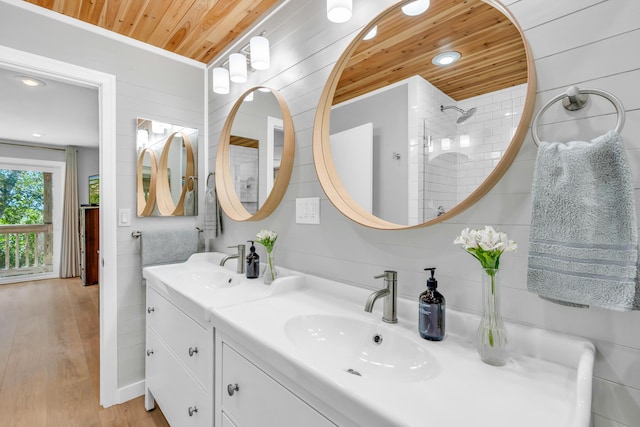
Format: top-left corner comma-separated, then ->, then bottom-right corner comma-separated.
118,208 -> 131,226
296,197 -> 320,224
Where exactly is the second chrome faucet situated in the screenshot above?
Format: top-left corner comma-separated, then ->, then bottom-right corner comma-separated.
220,244 -> 246,274
364,270 -> 397,323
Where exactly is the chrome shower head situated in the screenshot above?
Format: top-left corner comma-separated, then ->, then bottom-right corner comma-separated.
440,105 -> 477,124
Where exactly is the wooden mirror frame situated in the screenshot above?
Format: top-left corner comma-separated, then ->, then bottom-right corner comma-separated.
215,87 -> 295,221
312,0 -> 537,230
136,148 -> 157,216
156,132 -> 195,216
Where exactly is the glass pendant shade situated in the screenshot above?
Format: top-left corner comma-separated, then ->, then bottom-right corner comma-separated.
250,36 -> 270,70
229,53 -> 247,83
327,0 -> 352,23
212,67 -> 229,94
402,0 -> 430,16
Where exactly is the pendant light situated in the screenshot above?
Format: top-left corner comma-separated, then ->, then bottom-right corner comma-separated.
212,67 -> 230,94
327,0 -> 352,23
229,53 -> 247,83
250,36 -> 270,70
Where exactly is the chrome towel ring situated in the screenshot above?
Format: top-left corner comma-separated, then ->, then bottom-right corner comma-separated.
531,86 -> 625,146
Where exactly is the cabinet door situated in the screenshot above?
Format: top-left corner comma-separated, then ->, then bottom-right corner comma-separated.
146,329 -> 211,426
222,344 -> 336,427
147,287 -> 212,391
222,412 -> 237,427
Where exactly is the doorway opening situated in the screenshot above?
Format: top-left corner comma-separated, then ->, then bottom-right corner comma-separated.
0,159 -> 65,283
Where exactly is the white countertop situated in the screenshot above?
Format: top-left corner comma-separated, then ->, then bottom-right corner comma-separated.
144,253 -> 594,427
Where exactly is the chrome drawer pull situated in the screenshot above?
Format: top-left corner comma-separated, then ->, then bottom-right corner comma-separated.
188,347 -> 198,357
147,307 -> 155,314
227,383 -> 239,396
146,349 -> 154,356
188,406 -> 198,416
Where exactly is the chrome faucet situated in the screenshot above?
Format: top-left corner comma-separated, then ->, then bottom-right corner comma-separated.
364,270 -> 398,323
220,244 -> 246,274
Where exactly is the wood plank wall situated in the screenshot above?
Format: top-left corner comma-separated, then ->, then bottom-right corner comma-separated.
208,1 -> 640,426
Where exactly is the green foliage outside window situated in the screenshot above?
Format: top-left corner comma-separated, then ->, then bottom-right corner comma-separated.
0,169 -> 47,269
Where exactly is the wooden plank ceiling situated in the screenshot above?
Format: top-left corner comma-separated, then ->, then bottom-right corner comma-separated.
25,0 -> 528,103
24,0 -> 281,64
334,0 -> 528,103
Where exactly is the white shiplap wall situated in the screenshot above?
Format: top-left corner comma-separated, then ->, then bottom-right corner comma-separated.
208,0 -> 640,425
0,1 -> 205,392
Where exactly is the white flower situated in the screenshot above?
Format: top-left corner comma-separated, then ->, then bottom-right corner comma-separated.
453,225 -> 516,270
256,229 -> 277,242
256,229 -> 278,252
453,227 -> 478,249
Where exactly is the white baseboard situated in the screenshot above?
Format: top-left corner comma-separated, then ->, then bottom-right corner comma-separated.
117,380 -> 145,404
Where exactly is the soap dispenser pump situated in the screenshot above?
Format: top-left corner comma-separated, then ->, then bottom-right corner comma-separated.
419,267 -> 445,341
245,241 -> 260,279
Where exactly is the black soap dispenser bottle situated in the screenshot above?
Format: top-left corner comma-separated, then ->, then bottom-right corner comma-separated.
419,267 -> 445,341
245,241 -> 260,279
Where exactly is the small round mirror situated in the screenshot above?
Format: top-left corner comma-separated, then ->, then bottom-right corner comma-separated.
156,132 -> 195,216
136,148 -> 157,216
216,87 -> 295,221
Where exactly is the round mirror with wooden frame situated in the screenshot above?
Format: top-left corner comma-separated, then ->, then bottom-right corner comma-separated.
136,148 -> 157,216
215,87 -> 295,221
313,0 -> 537,230
156,132 -> 195,216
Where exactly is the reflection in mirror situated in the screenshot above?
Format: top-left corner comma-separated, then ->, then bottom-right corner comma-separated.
136,118 -> 198,216
229,90 -> 284,214
136,148 -> 157,216
215,87 -> 294,222
314,0 -> 536,229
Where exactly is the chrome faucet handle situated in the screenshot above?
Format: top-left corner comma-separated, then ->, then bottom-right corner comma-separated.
223,244 -> 246,274
372,270 -> 397,324
374,271 -> 397,286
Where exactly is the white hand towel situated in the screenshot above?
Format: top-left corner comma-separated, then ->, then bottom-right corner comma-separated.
527,131 -> 640,311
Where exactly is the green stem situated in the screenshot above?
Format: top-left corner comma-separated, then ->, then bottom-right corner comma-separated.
267,250 -> 275,281
486,269 -> 496,347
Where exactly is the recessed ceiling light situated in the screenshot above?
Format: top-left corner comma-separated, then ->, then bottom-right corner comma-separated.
16,76 -> 46,87
432,51 -> 461,66
327,0 -> 352,23
402,0 -> 430,16
363,25 -> 377,41
32,133 -> 43,138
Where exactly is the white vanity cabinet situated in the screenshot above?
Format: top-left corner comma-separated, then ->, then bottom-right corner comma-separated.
145,285 -> 213,426
218,340 -> 336,427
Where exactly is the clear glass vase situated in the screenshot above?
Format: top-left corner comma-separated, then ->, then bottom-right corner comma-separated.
262,249 -> 277,285
476,268 -> 508,366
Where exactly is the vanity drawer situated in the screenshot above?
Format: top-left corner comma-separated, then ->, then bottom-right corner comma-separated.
221,343 -> 336,427
146,287 -> 212,391
221,412 -> 237,427
146,329 -> 211,427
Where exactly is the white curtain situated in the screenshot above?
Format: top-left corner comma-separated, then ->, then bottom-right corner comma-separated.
60,147 -> 80,277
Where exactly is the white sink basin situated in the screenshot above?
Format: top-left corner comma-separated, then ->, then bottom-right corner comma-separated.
212,274 -> 595,427
172,268 -> 237,289
284,314 -> 440,382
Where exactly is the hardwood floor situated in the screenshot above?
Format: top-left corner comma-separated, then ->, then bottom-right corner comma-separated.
0,277 -> 169,427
